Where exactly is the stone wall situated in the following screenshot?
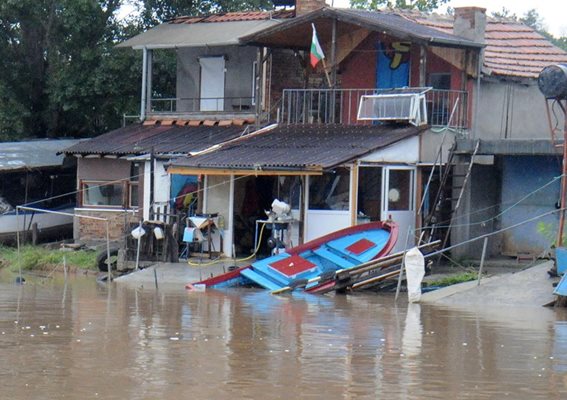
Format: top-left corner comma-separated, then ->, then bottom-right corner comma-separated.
76,209 -> 140,243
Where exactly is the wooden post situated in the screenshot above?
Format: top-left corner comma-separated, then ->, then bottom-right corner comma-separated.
31,222 -> 38,246
106,220 -> 112,282
395,227 -> 413,301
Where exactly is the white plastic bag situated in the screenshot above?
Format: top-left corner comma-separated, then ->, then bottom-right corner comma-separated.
404,247 -> 425,303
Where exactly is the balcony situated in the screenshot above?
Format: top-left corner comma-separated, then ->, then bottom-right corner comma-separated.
148,96 -> 256,120
280,88 -> 469,130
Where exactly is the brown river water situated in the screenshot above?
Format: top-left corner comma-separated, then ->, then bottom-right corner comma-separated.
2,272 -> 567,400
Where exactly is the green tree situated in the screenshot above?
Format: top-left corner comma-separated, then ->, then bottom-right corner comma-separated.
0,0 -> 273,140
349,0 -> 448,12
0,0 -> 138,138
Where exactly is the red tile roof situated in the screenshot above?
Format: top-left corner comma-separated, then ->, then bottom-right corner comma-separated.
170,10 -> 295,24
398,10 -> 567,79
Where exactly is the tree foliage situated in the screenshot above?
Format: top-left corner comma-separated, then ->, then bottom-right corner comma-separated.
349,0 -> 448,12
0,0 -> 272,140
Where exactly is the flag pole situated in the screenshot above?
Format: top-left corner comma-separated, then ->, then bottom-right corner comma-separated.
320,59 -> 333,88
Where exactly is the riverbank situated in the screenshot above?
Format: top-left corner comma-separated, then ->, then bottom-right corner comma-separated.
113,256 -> 559,308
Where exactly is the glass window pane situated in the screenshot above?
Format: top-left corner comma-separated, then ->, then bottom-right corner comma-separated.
309,168 -> 350,211
130,183 -> 139,208
388,170 -> 412,211
83,182 -> 123,207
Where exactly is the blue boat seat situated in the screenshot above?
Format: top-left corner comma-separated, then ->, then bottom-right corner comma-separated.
241,268 -> 282,291
313,246 -> 357,270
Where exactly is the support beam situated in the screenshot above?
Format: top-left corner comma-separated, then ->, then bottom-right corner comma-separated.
141,47 -> 148,121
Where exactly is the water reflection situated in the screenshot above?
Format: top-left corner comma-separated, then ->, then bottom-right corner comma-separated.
1,276 -> 567,399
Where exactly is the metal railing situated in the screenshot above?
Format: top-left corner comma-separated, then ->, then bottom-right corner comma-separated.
280,88 -> 468,129
149,96 -> 256,114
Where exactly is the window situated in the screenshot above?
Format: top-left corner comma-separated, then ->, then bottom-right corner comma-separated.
309,169 -> 350,211
129,183 -> 139,208
80,180 -> 138,208
81,181 -> 124,207
387,169 -> 413,211
428,73 -> 451,90
251,61 -> 257,106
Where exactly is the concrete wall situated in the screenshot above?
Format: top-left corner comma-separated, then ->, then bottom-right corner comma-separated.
77,158 -> 131,181
452,162 -> 502,258
453,155 -> 561,258
475,79 -> 554,140
499,155 -> 560,255
176,46 -> 258,112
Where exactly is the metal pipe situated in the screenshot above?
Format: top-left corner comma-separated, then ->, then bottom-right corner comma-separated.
477,237 -> 488,286
140,47 -> 148,121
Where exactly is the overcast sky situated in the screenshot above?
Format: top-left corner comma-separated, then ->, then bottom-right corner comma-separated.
328,0 -> 567,37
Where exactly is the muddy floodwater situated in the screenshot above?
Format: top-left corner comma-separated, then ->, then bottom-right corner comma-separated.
2,273 -> 567,399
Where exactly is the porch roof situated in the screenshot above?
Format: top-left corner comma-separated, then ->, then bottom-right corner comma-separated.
240,7 -> 483,50
0,139 -> 81,172
117,11 -> 294,50
168,123 -> 420,175
62,122 -> 251,157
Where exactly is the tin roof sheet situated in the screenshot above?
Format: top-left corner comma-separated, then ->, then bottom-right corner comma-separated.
63,123 -> 250,156
170,124 -> 419,171
0,139 -> 82,172
241,7 -> 482,49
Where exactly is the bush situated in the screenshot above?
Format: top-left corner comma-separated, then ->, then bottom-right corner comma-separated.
0,245 -> 97,271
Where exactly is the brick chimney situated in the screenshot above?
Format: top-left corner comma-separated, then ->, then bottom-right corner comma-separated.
453,7 -> 487,43
296,0 -> 327,16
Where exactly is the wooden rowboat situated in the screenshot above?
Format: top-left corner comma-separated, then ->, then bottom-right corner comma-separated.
186,220 -> 398,292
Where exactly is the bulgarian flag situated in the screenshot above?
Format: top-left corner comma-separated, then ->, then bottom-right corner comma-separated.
310,23 -> 325,68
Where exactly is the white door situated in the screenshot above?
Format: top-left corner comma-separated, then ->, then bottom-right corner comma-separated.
381,166 -> 416,252
199,57 -> 225,111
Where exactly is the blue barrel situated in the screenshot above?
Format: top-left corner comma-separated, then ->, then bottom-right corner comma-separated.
538,64 -> 567,99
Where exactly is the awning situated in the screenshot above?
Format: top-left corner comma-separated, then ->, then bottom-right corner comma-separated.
117,20 -> 284,50
168,124 -> 421,176
241,7 -> 484,50
0,139 -> 82,172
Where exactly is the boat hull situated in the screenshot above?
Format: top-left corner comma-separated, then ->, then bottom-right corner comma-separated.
0,206 -> 75,243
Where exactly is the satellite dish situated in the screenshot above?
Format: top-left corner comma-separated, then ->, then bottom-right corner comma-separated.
538,64 -> 567,100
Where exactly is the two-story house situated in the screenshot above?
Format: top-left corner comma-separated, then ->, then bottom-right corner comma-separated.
168,1 -> 482,256
66,0 -> 567,262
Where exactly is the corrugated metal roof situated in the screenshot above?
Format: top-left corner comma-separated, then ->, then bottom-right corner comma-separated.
170,124 -> 419,171
0,139 -> 82,172
401,10 -> 567,79
241,7 -> 482,50
117,11 -> 294,49
63,123 -> 250,156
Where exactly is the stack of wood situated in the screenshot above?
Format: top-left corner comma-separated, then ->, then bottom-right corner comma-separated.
273,241 -> 440,295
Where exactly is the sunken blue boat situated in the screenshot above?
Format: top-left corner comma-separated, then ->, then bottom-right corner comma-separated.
187,221 -> 398,292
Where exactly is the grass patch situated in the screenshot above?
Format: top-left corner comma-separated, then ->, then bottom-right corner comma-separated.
426,271 -> 478,287
0,245 -> 98,272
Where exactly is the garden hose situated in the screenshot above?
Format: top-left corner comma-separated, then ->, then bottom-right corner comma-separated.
187,222 -> 268,267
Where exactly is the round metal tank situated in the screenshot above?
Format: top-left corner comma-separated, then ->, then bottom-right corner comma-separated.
538,64 -> 567,99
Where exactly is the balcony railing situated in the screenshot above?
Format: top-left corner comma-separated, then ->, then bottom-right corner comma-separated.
149,97 -> 256,115
280,88 -> 468,129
